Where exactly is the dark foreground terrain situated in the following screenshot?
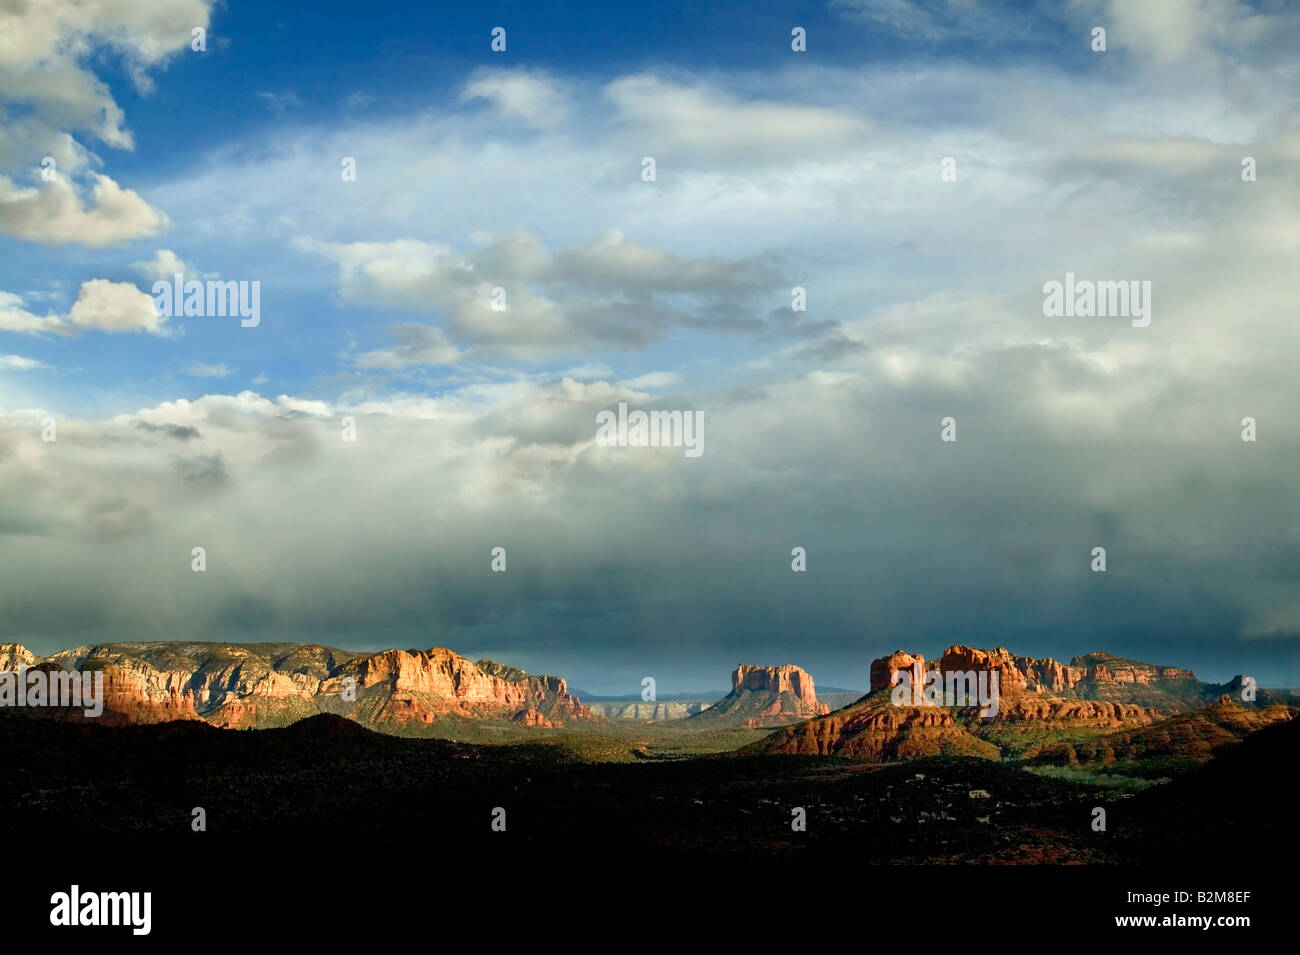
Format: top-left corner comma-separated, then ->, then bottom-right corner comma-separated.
4,710 -> 1295,860
3,711 -> 1290,939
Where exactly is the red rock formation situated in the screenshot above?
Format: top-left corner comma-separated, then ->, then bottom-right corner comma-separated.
513,708 -> 557,728
748,645 -> 1288,764
746,695 -> 1000,760
754,645 -> 1214,762
733,664 -> 819,703
731,664 -> 829,717
936,645 -> 1089,695
0,643 -> 39,672
94,661 -> 204,725
319,647 -> 592,725
992,697 -> 1159,724
0,641 -> 592,733
1084,661 -> 1195,685
925,647 -> 1196,706
3,658 -> 204,727
869,651 -> 926,693
1030,698 -> 1294,767
692,663 -> 830,726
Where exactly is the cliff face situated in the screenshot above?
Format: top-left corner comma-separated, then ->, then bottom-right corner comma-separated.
0,642 -> 592,733
0,644 -> 39,671
871,645 -> 1209,711
318,647 -> 591,727
87,658 -> 205,726
934,645 -> 1201,698
1070,651 -> 1195,682
0,647 -> 204,726
41,642 -> 334,727
732,664 -> 822,705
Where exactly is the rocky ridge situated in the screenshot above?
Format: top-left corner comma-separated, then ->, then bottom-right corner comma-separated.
0,641 -> 593,732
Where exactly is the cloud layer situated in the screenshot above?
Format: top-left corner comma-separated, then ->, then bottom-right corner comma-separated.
2,0 -> 1298,690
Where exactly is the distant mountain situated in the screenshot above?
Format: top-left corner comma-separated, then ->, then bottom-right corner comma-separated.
819,691 -> 867,711
689,664 -> 830,727
585,700 -> 713,720
579,681 -> 865,719
574,690 -> 725,702
0,641 -> 596,733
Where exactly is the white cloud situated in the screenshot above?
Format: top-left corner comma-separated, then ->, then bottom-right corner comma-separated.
618,371 -> 680,389
561,362 -> 615,380
461,68 -> 571,128
604,74 -> 867,161
0,0 -> 207,248
355,326 -> 463,369
1082,0 -> 1292,66
0,0 -> 211,73
832,0 -> 1298,64
65,279 -> 168,335
0,278 -> 169,338
0,172 -> 167,247
0,291 -> 62,336
0,354 -> 47,371
132,249 -> 217,281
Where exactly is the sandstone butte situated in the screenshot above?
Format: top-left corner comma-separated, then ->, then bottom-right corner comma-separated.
0,642 -> 593,731
687,663 -> 830,727
733,662 -> 821,703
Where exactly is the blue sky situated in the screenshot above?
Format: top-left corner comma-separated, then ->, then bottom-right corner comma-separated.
2,0 -> 1101,416
2,0 -> 1299,692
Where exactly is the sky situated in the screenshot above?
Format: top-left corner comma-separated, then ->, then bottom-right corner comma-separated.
1,0 -> 1298,694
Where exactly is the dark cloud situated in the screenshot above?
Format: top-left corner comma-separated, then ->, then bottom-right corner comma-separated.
136,421 -> 201,441
172,452 -> 227,487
